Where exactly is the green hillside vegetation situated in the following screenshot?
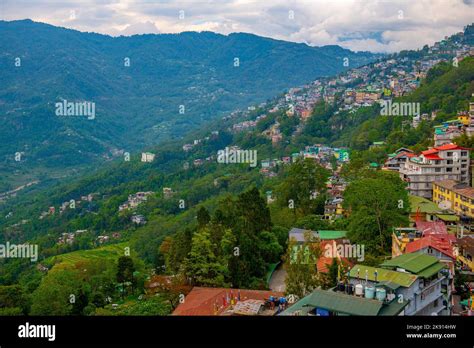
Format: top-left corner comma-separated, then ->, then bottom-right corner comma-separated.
45,243 -> 128,268
0,19 -> 378,191
0,38 -> 473,315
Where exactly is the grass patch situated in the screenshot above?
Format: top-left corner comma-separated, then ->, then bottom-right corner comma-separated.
46,243 -> 130,267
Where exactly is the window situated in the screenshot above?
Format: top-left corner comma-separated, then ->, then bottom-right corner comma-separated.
447,152 -> 453,157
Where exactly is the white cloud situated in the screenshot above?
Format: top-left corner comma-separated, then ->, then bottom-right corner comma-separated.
1,0 -> 473,52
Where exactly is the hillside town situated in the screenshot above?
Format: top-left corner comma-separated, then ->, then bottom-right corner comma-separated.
2,19 -> 474,325
167,30 -> 474,318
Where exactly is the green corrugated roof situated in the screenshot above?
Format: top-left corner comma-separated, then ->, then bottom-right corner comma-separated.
279,293 -> 316,316
350,264 -> 418,288
378,298 -> 410,316
318,230 -> 347,240
377,281 -> 401,291
284,289 -> 383,316
381,253 -> 439,275
281,289 -> 409,316
435,214 -> 459,222
416,262 -> 445,278
409,195 -> 440,214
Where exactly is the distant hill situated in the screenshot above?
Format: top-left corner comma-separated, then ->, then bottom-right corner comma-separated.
0,19 -> 378,190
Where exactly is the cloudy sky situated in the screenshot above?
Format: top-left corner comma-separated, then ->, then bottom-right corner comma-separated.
1,0 -> 473,52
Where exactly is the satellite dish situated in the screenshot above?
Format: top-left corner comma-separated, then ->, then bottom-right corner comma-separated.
438,200 -> 451,210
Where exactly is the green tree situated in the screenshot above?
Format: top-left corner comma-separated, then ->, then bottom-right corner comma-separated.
197,206 -> 211,228
343,172 -> 409,255
277,159 -> 330,215
284,231 -> 321,298
30,265 -> 83,315
116,256 -> 136,297
183,228 -> 227,287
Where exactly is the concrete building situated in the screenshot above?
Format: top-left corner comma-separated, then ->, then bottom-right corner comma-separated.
465,102 -> 474,137
280,288 -> 409,316
383,148 -> 415,171
379,253 -> 451,315
457,235 -> 474,273
433,179 -> 474,219
346,253 -> 450,315
399,144 -> 470,199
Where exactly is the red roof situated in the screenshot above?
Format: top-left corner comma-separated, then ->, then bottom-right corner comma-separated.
421,144 -> 470,158
422,148 -> 439,155
435,143 -> 469,151
172,287 -> 283,316
423,154 -> 442,160
405,236 -> 454,259
415,221 -> 456,242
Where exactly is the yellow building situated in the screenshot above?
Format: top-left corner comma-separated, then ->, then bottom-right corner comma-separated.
457,237 -> 474,272
433,180 -> 474,218
391,228 -> 422,257
458,113 -> 470,126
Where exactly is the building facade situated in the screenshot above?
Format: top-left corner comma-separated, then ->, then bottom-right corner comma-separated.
399,144 -> 470,199
433,179 -> 474,219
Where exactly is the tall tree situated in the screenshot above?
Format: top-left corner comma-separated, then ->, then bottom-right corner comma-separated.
277,159 -> 330,215
343,171 -> 409,254
183,228 -> 227,287
116,256 -> 136,297
196,206 -> 211,228
284,231 -> 321,298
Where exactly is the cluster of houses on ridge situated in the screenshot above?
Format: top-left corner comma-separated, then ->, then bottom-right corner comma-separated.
39,193 -> 96,220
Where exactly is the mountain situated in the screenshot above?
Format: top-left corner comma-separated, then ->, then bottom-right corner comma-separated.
1,23 -> 473,315
2,55 -> 473,246
0,19 -> 378,191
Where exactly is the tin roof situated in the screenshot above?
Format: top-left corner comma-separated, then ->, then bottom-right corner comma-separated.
381,253 -> 444,278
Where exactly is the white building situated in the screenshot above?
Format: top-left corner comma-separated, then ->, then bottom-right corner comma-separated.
399,144 -> 470,199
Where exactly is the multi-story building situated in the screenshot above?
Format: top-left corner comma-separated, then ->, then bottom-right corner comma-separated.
349,253 -> 451,315
399,144 -> 470,199
433,179 -> 474,219
392,223 -> 456,313
324,197 -> 344,220
280,288 -> 409,316
383,148 -> 415,171
433,121 -> 464,147
457,235 -> 474,272
379,253 -> 452,315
